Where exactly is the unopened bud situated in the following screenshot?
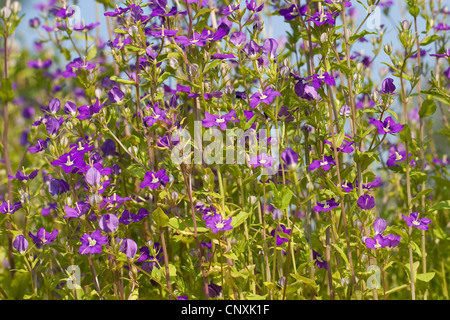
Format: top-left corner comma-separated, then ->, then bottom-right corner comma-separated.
402,20 -> 410,31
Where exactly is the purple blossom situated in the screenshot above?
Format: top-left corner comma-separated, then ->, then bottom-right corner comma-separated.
51,152 -> 85,174
294,79 -> 319,101
79,230 -> 108,255
143,105 -> 167,127
246,0 -> 264,12
108,86 -> 125,103
309,155 -> 335,171
28,59 -> 52,69
13,235 -> 29,253
270,224 -> 291,246
281,148 -> 298,168
306,72 -> 336,88
369,117 -> 404,135
64,202 -> 91,219
365,234 -> 390,249
140,169 -> 170,190
312,250 -> 327,269
248,153 -> 274,168
119,238 -> 138,259
8,169 -> 39,181
48,179 -> 70,197
29,228 -> 58,249
202,109 -> 238,130
373,218 -> 387,234
357,195 -> 376,210
0,201 -> 22,214
402,212 -> 431,230
99,214 -> 120,233
119,208 -> 148,225
379,78 -> 396,94
249,88 -> 281,109
314,198 -> 339,212
77,98 -> 105,120
205,214 -> 233,233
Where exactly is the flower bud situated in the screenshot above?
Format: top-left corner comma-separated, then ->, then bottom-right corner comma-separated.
169,57 -> 179,69
402,20 -> 410,31
272,208 -> 283,221
1,6 -> 11,19
11,1 -> 21,13
187,64 -> 199,77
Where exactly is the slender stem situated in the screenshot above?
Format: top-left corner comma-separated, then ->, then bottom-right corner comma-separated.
160,228 -> 173,299
180,165 -> 210,299
87,254 -> 103,300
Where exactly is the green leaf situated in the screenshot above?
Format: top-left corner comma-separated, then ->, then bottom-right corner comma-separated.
223,252 -> 238,260
203,59 -> 222,74
230,211 -> 250,228
408,5 -> 420,17
331,244 -> 350,269
86,46 -> 97,61
429,200 -> 450,211
419,99 -> 436,118
417,272 -> 435,282
0,78 -> 15,102
153,207 -> 169,228
110,75 -> 135,85
420,34 -> 441,46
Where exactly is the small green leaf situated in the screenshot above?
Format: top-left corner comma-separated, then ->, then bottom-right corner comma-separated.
417,272 -> 435,282
153,207 -> 169,228
419,99 -> 436,118
0,78 -> 15,102
86,46 -> 97,61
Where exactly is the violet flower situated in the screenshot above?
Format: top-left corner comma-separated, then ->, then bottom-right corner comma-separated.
205,213 -> 233,233
99,213 -> 120,233
29,228 -> 58,249
314,198 -> 339,212
365,234 -> 390,249
8,169 -> 39,181
79,230 -> 108,255
402,212 -> 431,230
379,78 -> 396,94
13,235 -> 28,254
373,218 -> 387,234
249,88 -> 281,109
281,148 -> 298,168
0,201 -> 22,214
248,153 -> 274,169
119,238 -> 138,259
140,169 -> 170,190
357,195 -> 376,210
64,202 -> 91,219
51,152 -> 85,174
369,116 -> 404,135
270,224 -> 291,245
202,109 -> 238,130
312,250 -> 327,269
119,208 -> 148,225
309,155 -> 335,171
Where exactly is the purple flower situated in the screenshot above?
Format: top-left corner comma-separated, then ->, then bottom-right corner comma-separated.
64,202 -> 91,219
139,243 -> 163,272
312,250 -> 327,269
249,88 -> 281,109
369,117 -> 404,135
230,31 -> 246,46
402,212 -> 431,230
205,214 -> 233,233
13,235 -> 29,253
99,214 -> 120,233
386,150 -> 409,167
373,218 -> 387,234
64,101 -> 78,116
314,198 -> 339,212
324,134 -> 354,153
385,234 -> 401,248
365,234 -> 390,249
79,230 -> 108,255
278,105 -> 295,122
119,238 -> 138,259
108,86 -> 125,103
119,208 -> 148,225
246,0 -> 264,11
140,169 -> 170,190
309,155 -> 335,171
51,152 -> 85,174
281,148 -> 298,168
357,195 -> 376,210
8,169 -> 39,181
0,201 -> 22,214
306,10 -> 338,26
175,31 -> 207,47
340,181 -> 354,192
29,228 -> 58,249
143,105 -> 167,127
270,224 -> 291,245
48,179 -> 70,197
294,79 -> 319,101
306,72 -> 336,88
205,281 -> 222,298
46,117 -> 63,136
248,153 -> 274,168
272,209 -> 283,220
77,98 -> 105,120
379,78 -> 396,94
202,109 -> 238,130
28,59 -> 52,69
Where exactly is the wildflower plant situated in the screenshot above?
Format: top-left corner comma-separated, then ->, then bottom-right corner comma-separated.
0,0 -> 448,302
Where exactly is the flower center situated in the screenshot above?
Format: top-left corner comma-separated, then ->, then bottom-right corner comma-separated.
320,160 -> 328,166
216,118 -> 225,123
151,177 -> 160,184
88,237 -> 97,247
384,121 -> 391,131
154,114 -> 160,119
317,256 -> 323,262
260,94 -> 268,100
324,204 -> 330,209
66,156 -> 74,166
319,11 -> 327,22
216,222 -> 224,229
260,159 -> 267,164
412,220 -> 420,226
374,239 -> 381,248
395,152 -> 402,161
